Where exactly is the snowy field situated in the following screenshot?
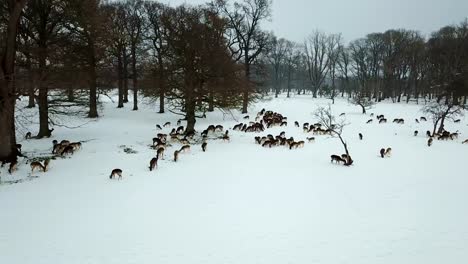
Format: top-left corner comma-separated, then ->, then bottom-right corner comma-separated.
1,94 -> 468,264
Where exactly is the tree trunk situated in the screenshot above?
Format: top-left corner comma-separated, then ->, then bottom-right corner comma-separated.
241,56 -> 250,114
208,91 -> 214,112
158,60 -> 165,113
0,0 -> 26,161
37,46 -> 51,138
26,54 -> 35,108
123,48 -> 129,103
185,99 -> 196,134
117,50 -> 124,108
131,45 -> 138,111
88,45 -> 98,118
67,85 -> 75,102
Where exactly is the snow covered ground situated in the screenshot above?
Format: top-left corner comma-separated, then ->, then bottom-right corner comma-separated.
1,94 -> 468,264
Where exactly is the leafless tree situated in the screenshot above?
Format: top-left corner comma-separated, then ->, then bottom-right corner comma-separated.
314,105 -> 353,166
422,98 -> 465,136
124,0 -> 145,111
304,30 -> 332,98
214,0 -> 272,113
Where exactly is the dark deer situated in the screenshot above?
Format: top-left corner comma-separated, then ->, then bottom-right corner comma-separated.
149,157 -> 158,171
202,142 -> 207,152
109,169 -> 123,180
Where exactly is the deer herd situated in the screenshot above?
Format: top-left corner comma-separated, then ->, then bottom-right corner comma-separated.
1,107 -> 467,181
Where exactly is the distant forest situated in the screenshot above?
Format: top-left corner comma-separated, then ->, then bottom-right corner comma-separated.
1,0 -> 467,161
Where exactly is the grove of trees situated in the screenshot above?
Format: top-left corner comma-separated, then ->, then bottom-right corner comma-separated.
1,0 -> 467,162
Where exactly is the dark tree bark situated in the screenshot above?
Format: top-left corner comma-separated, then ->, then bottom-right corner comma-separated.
117,50 -> 124,108
88,44 -> 98,118
131,45 -> 138,111
25,52 -> 35,108
185,98 -> 196,134
37,46 -> 51,138
123,47 -> 129,103
0,0 -> 28,161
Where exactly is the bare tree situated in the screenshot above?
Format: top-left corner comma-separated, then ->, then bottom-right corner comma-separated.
214,0 -> 272,113
267,36 -> 288,98
326,34 -> 342,103
144,1 -> 169,113
422,98 -> 465,136
315,105 -> 353,166
21,0 -> 65,138
124,0 -> 144,111
304,31 -> 332,98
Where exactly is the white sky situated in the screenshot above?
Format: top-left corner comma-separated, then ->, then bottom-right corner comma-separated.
164,0 -> 468,42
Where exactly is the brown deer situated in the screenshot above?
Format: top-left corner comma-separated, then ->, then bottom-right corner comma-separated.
414,131 -> 418,136
359,133 -> 363,140
174,150 -> 180,162
163,122 -> 171,127
8,160 -> 18,174
60,145 -> 74,156
428,138 -> 433,147
157,147 -> 165,160
31,159 -> 49,173
25,132 -> 32,139
462,139 -> 468,144
180,145 -> 190,153
149,157 -> 158,171
109,169 -> 123,180
366,119 -> 373,124
331,155 -> 346,164
70,142 -> 82,151
385,148 -> 392,157
156,124 -> 162,130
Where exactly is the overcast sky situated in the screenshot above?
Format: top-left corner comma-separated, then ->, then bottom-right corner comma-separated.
163,0 -> 468,43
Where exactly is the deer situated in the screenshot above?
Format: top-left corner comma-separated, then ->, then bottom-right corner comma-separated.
60,145 -> 74,156
294,121 -> 300,127
306,137 -> 315,143
8,160 -> 18,174
25,132 -> 32,139
414,130 -> 418,137
331,155 -> 346,164
222,131 -> 230,142
109,169 -> 123,180
180,145 -> 190,153
366,119 -> 373,124
157,147 -> 165,160
415,119 -> 419,123
163,122 -> 171,127
173,150 -> 180,162
202,142 -> 207,152
149,157 -> 158,171
426,130 -> 432,138
379,118 -> 387,124
69,142 -> 82,151
359,133 -> 363,140
462,139 -> 468,144
31,159 -> 49,173
420,117 -> 427,121
156,124 -> 162,130
428,138 -> 433,147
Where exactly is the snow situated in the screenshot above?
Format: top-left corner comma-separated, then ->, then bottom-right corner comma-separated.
1,94 -> 468,264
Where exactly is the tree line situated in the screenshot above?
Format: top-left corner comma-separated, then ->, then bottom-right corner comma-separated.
1,0 -> 467,162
